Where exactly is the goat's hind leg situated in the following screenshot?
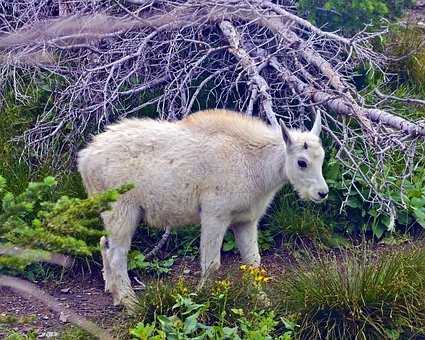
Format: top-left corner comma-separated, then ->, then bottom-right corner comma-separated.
100,235 -> 113,293
232,219 -> 261,267
101,201 -> 141,308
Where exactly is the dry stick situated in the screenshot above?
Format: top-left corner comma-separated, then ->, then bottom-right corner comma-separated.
144,226 -> 171,260
219,20 -> 278,127
258,0 -> 352,46
0,245 -> 72,267
268,58 -> 425,138
0,275 -> 115,340
256,13 -> 374,134
374,88 -> 425,107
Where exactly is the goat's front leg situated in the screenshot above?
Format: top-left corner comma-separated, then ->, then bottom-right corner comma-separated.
232,219 -> 261,267
101,201 -> 141,310
199,213 -> 229,288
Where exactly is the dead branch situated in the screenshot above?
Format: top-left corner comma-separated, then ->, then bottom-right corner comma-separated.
144,226 -> 171,260
219,20 -> 278,127
0,0 -> 423,219
374,88 -> 425,107
0,245 -> 72,267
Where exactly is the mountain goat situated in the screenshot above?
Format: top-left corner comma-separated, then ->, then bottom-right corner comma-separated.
77,109 -> 329,308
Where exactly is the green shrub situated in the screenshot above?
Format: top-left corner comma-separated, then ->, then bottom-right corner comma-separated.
0,175 -> 133,273
273,246 -> 425,339
297,0 -> 415,35
128,250 -> 177,276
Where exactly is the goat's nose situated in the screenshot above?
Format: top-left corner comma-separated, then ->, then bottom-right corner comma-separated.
318,191 -> 328,199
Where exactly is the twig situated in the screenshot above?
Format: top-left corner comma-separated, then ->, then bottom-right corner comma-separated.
0,245 -> 72,267
144,226 -> 171,260
374,88 -> 425,107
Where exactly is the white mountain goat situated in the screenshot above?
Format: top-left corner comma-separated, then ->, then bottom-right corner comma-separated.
77,109 -> 329,308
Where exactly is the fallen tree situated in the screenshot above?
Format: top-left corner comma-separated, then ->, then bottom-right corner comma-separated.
0,0 -> 424,224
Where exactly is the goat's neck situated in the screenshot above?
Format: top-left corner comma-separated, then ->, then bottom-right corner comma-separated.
257,143 -> 288,194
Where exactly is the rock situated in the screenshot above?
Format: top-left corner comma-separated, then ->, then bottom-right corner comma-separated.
59,312 -> 68,323
39,331 -> 59,338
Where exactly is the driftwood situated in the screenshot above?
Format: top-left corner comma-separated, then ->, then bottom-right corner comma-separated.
0,0 -> 423,219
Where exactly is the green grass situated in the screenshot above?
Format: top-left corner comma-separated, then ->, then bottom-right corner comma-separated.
267,188 -> 348,247
273,245 -> 425,339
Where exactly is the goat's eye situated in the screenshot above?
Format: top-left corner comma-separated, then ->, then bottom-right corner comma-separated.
298,160 -> 307,168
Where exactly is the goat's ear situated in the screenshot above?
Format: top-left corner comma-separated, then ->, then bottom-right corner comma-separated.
279,119 -> 293,147
311,109 -> 322,137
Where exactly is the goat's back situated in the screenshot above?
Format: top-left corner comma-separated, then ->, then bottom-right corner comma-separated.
78,109 -> 280,227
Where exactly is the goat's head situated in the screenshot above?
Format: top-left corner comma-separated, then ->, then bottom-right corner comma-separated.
280,110 -> 329,203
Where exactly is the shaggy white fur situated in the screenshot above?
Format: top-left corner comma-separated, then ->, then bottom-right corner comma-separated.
78,109 -> 328,308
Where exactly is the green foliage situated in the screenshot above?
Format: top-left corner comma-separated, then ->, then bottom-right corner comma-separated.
3,331 -> 37,340
297,0 -> 414,35
273,246 -> 425,339
311,144 -> 425,239
130,292 -> 287,339
60,326 -> 97,340
126,268 -> 295,340
0,74 -> 86,198
0,175 -> 133,272
270,189 -> 330,242
128,250 -> 177,276
402,169 -> 425,228
222,229 -> 275,254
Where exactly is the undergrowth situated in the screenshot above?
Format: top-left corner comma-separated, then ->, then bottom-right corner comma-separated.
274,245 -> 425,339
111,244 -> 425,339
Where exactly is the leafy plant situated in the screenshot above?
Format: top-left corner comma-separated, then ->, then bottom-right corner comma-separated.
128,250 -> 177,275
297,0 -> 415,35
401,169 -> 425,229
222,231 -> 237,253
130,291 -> 285,340
127,266 -> 294,340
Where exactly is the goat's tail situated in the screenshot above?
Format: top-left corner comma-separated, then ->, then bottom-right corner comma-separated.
77,148 -> 104,196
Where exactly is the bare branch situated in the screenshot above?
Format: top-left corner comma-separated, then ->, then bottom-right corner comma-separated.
219,20 -> 278,127
0,245 -> 72,267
